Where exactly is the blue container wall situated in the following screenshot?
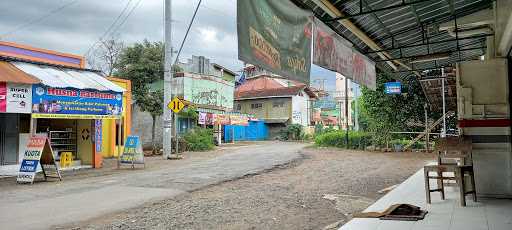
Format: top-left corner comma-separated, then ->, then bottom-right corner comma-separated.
224,121 -> 268,142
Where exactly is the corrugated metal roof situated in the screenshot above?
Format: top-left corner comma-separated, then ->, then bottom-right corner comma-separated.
0,61 -> 40,84
295,0 -> 492,78
12,62 -> 125,92
294,0 -> 493,110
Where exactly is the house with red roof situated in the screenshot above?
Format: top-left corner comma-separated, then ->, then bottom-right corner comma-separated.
234,75 -> 317,138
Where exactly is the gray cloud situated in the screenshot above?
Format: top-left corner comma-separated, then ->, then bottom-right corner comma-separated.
0,0 -> 242,71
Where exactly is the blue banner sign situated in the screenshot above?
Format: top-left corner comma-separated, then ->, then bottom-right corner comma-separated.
120,136 -> 145,165
385,82 -> 401,94
32,85 -> 122,115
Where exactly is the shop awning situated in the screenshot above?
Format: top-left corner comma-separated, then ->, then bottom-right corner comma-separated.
0,61 -> 40,84
12,62 -> 125,92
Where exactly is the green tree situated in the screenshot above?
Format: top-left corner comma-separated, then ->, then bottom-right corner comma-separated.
114,40 -> 164,153
359,72 -> 428,146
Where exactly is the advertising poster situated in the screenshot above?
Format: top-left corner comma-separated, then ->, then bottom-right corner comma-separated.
32,84 -> 123,116
6,83 -> 32,113
0,82 -> 6,112
120,136 -> 144,165
237,0 -> 312,83
17,136 -> 56,183
94,120 -> 102,153
198,112 -> 206,125
352,51 -> 377,90
313,19 -> 353,79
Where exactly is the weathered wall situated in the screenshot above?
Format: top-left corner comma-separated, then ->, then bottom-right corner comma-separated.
131,104 -> 163,150
457,57 -> 512,197
173,73 -> 234,111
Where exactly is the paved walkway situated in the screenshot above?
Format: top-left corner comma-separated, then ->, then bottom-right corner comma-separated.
0,141 -> 306,230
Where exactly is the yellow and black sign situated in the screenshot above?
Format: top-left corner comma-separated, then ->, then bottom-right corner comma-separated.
168,97 -> 185,113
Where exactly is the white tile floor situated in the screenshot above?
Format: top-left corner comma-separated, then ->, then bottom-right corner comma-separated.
340,169 -> 512,230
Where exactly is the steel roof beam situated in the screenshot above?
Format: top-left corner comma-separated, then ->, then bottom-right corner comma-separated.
376,0 -> 493,42
374,46 -> 486,62
313,0 -> 407,72
364,33 -> 492,54
325,0 -> 437,22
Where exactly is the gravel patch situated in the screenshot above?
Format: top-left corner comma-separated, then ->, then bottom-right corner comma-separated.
69,148 -> 433,230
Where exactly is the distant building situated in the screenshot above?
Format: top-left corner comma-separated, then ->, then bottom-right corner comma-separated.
234,75 -> 317,138
132,55 -> 238,148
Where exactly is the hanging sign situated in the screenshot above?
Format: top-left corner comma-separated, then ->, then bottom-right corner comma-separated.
119,136 -> 145,168
313,19 -> 354,79
352,51 -> 377,90
237,0 -> 313,84
17,136 -> 61,183
32,84 -> 123,115
385,82 -> 402,94
198,112 -> 207,125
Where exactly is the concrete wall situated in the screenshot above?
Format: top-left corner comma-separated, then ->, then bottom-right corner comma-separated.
131,104 -> 163,150
457,58 -> 512,197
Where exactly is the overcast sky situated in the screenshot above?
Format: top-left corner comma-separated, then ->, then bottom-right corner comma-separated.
0,0 -> 336,83
0,0 -> 241,70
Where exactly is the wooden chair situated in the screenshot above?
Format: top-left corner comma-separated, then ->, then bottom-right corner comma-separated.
424,137 -> 477,206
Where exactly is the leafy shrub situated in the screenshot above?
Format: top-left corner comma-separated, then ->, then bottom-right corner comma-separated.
183,128 -> 214,151
315,131 -> 372,150
278,124 -> 305,141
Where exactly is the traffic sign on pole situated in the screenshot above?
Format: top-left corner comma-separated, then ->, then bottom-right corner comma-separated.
168,97 -> 185,113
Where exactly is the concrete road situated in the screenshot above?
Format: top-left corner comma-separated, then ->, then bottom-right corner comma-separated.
0,141 -> 306,230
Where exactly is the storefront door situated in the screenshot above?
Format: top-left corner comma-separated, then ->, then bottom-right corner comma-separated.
0,113 -> 19,165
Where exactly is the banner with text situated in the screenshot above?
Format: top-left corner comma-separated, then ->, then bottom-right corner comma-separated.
237,0 -> 312,84
32,84 -> 123,115
0,83 -> 32,113
313,20 -> 376,90
313,19 -> 353,79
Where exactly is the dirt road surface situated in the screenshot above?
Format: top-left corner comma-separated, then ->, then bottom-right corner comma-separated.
73,147 -> 433,230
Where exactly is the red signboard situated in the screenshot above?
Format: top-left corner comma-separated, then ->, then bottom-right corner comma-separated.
0,82 -> 6,112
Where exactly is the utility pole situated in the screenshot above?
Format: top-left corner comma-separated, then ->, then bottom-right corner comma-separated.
424,103 -> 429,151
344,76 -> 349,146
354,86 -> 359,131
163,0 -> 173,159
441,68 -> 446,138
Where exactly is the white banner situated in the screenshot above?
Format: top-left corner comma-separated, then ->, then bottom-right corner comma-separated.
7,83 -> 32,113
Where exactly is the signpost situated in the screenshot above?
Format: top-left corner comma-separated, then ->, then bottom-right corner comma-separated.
385,82 -> 402,94
119,135 -> 145,169
17,136 -> 61,184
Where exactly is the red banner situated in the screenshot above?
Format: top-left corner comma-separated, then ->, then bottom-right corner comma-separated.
0,82 -> 6,112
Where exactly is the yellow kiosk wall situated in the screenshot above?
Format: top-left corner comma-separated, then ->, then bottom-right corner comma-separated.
77,120 -> 93,165
100,77 -> 132,158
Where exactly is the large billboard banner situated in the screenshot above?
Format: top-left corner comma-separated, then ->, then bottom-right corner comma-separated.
32,84 -> 123,116
313,19 -> 353,79
313,19 -> 376,90
237,0 -> 312,84
352,51 -> 377,90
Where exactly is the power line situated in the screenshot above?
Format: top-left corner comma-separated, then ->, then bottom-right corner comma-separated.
85,0 -> 143,57
173,0 -> 203,65
0,0 -> 80,39
84,0 -> 134,57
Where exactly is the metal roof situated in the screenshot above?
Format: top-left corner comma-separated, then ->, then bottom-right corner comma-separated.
12,62 -> 125,92
0,61 -> 40,84
293,0 -> 493,110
